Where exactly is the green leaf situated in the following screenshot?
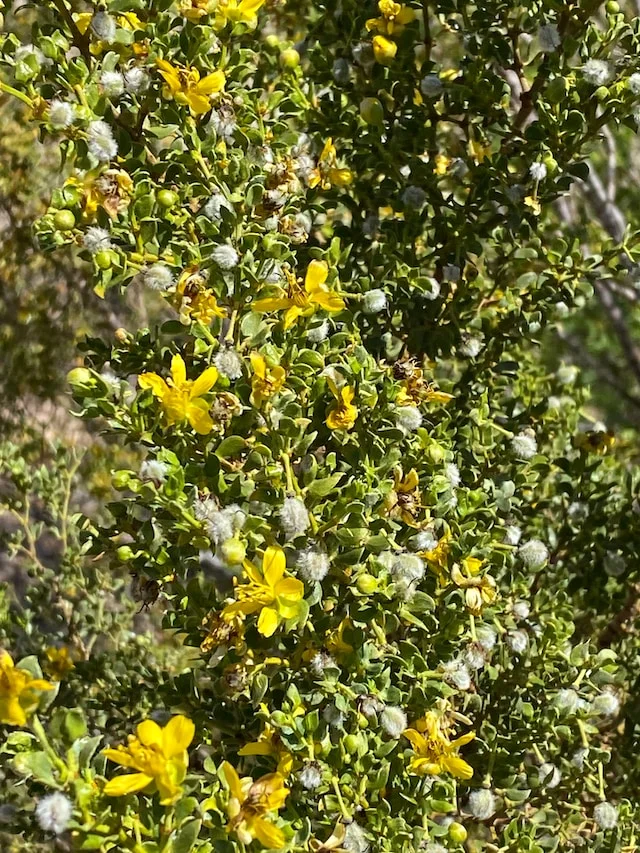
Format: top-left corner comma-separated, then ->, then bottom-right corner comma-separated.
215,436 -> 247,458
13,751 -> 58,786
169,819 -> 202,853
307,473 -> 344,497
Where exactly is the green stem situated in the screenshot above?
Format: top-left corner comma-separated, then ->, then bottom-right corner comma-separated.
0,80 -> 33,108
31,715 -> 68,781
331,777 -> 350,819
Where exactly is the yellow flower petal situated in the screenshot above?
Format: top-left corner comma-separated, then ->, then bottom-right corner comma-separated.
283,305 -> 304,329
196,70 -> 226,95
136,719 -> 163,748
252,296 -> 292,313
222,761 -> 244,801
262,546 -> 286,588
252,816 -> 285,850
138,372 -> 170,399
305,260 -> 329,293
190,365 -> 219,398
187,399 -> 214,434
258,607 -> 279,637
171,354 -> 187,386
104,772 -> 153,797
162,715 -> 195,757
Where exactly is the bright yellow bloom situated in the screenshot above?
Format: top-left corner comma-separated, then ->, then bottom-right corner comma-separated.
403,711 -> 475,779
176,267 -> 227,325
372,35 -> 397,65
66,169 -> 134,220
419,531 -> 451,586
524,194 -> 541,215
213,0 -> 266,29
156,59 -> 225,115
309,139 -> 353,190
103,715 -> 195,805
221,546 -> 305,638
139,353 -> 218,434
434,154 -> 451,175
385,468 -> 421,525
177,0 -> 216,21
451,557 -> 497,615
44,646 -> 75,681
574,429 -> 615,454
366,0 -> 414,35
0,651 -> 54,727
239,724 -> 294,776
74,12 -> 143,55
222,762 -> 289,849
253,261 -> 345,330
326,379 -> 358,431
250,353 -> 286,407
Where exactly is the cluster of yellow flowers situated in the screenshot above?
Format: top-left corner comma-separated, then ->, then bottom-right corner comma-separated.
366,0 -> 415,65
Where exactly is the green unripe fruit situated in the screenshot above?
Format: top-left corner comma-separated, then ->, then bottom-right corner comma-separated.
542,154 -> 558,175
448,822 -> 468,843
53,209 -> 76,231
157,189 -> 179,209
356,573 -> 379,594
606,1 -> 620,12
95,250 -> 113,270
344,734 -> 359,754
67,367 -> 94,392
112,471 -> 131,490
360,97 -> 384,126
116,546 -> 135,562
280,48 -> 300,69
595,86 -> 609,102
220,538 -> 246,565
426,441 -> 445,464
264,34 -> 279,48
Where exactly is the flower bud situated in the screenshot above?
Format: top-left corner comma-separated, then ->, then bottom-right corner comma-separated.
280,49 -> 300,69
53,209 -> 76,231
360,97 -> 384,126
448,822 -> 468,843
356,573 -> 378,594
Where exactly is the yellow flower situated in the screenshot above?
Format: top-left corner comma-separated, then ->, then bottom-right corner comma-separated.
574,429 -> 615,454
139,353 -> 218,434
156,59 -> 225,115
239,724 -> 294,777
366,0 -> 414,36
403,711 -> 475,779
419,532 -> 451,586
451,557 -> 497,616
250,353 -> 286,407
372,35 -> 397,65
434,154 -> 451,175
325,618 -> 354,659
103,715 -> 195,805
0,651 -> 54,727
74,12 -> 144,55
213,0 -> 266,29
326,379 -> 358,431
309,139 -> 353,190
221,546 -> 305,638
44,647 -> 75,681
253,261 -> 345,330
66,169 -> 134,220
177,0 -> 217,21
222,762 -> 289,849
385,468 -> 421,525
524,194 -> 541,215
176,266 -> 227,325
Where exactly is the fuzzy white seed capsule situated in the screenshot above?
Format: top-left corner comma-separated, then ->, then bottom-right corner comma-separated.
206,511 -> 235,545
582,59 -> 612,87
380,705 -> 407,739
518,539 -> 549,569
212,243 -> 239,270
511,430 -> 538,460
307,320 -> 330,343
445,463 -> 461,487
506,629 -> 528,654
459,335 -> 484,358
553,688 -> 580,716
204,193 -> 233,221
538,23 -> 560,52
512,600 -> 530,620
100,70 -> 125,98
36,793 -> 73,835
504,525 -> 522,546
91,12 -> 116,42
594,802 -> 618,830
83,226 -> 112,254
362,288 -> 387,314
343,822 -> 369,853
395,406 -> 423,433
280,497 -> 310,539
214,349 -> 243,380
467,788 -> 496,820
296,548 -> 330,582
310,652 -> 336,676
298,762 -> 323,790
87,120 -> 118,162
142,264 -> 174,291
529,162 -> 547,181
590,691 -> 620,717
124,67 -> 150,93
140,460 -> 169,483
476,624 -> 497,651
402,186 -> 427,209
49,99 -> 74,128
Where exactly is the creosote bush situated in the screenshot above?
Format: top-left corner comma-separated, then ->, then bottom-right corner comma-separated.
2,1 -> 640,852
